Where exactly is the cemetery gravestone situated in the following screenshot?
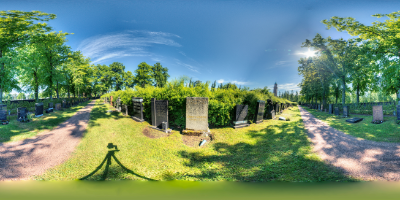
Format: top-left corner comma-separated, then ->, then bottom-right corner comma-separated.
0,104 -> 6,111
55,103 -> 61,110
397,105 -> 400,121
132,97 -> 144,122
266,99 -> 275,120
47,102 -> 54,113
118,97 -> 121,112
329,104 -> 333,114
343,106 -> 349,117
334,107 -> 339,116
254,100 -> 265,124
372,105 -> 384,123
150,98 -> 169,130
17,107 -> 28,122
35,103 -> 43,117
185,97 -> 209,131
276,103 -> 280,115
0,109 -> 7,123
346,118 -> 364,123
232,104 -> 249,129
62,100 -> 66,108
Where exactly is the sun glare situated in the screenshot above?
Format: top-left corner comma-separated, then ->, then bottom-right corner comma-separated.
302,49 -> 317,58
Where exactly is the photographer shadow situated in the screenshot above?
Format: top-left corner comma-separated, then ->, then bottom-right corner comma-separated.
79,143 -> 156,181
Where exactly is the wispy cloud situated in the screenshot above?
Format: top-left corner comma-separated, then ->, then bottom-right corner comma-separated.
216,79 -> 251,85
77,30 -> 181,63
175,59 -> 200,73
273,83 -> 301,91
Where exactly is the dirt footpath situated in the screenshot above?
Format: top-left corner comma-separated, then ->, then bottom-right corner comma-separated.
299,106 -> 400,181
0,100 -> 96,181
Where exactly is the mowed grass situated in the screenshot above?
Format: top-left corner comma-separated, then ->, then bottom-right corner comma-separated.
0,101 -> 90,143
36,100 -> 357,182
302,106 -> 400,143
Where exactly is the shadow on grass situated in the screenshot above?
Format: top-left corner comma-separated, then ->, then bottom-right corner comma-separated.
87,102 -> 128,128
79,143 -> 156,181
178,117 -> 357,182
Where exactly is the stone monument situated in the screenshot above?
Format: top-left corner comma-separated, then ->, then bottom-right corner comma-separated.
372,105 -> 384,123
232,104 -> 249,129
55,103 -> 61,110
35,102 -> 43,117
17,107 -> 28,122
343,106 -> 349,117
132,97 -> 144,122
334,107 -> 339,116
266,99 -> 275,120
329,104 -> 333,114
254,100 -> 265,124
150,98 -> 171,133
183,97 -> 209,134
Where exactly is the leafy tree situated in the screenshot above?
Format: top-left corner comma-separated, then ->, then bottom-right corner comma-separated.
124,71 -> 135,89
322,11 -> 400,101
17,92 -> 26,100
0,10 -> 56,102
109,62 -> 125,91
152,62 -> 169,88
133,62 -> 153,88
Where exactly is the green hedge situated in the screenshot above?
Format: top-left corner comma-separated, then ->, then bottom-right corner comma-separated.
307,102 -> 397,115
101,82 -> 294,128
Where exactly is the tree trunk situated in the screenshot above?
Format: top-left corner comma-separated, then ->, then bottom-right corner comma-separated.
356,83 -> 360,104
67,83 -> 70,99
34,71 -> 39,101
56,81 -> 59,99
341,76 -> 346,106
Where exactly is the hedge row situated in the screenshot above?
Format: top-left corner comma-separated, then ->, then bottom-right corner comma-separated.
101,83 -> 295,128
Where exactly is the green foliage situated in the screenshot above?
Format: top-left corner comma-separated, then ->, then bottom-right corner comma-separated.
101,83 -> 294,128
152,62 -> 169,88
133,62 -> 153,88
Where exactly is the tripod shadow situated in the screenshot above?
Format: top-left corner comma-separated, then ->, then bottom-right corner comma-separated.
79,143 -> 156,181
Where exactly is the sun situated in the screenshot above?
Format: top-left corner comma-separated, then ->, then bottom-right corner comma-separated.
302,48 -> 317,58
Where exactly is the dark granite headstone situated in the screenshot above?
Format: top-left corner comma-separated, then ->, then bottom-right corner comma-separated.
17,107 -> 28,121
334,107 -> 339,116
151,98 -> 169,129
266,99 -> 275,120
62,100 -> 66,108
0,109 -> 7,121
0,104 -> 7,111
343,106 -> 349,117
346,118 -> 363,123
35,103 -> 43,117
255,100 -> 265,124
232,104 -> 249,129
48,102 -> 54,112
276,103 -> 280,114
55,103 -> 61,110
397,105 -> 400,121
329,104 -> 333,114
132,97 -> 144,122
186,97 -> 209,131
372,105 -> 383,122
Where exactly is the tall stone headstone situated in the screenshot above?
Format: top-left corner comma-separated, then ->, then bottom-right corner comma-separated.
397,105 -> 400,121
150,98 -> 169,129
276,103 -> 280,114
0,109 -> 7,121
55,103 -> 61,110
232,104 -> 249,129
132,97 -> 144,122
372,105 -> 384,122
186,97 -> 209,131
62,100 -> 66,108
35,102 -> 44,117
48,102 -> 54,112
117,97 -> 121,112
343,106 -> 349,117
266,99 -> 275,120
254,100 -> 265,124
17,107 -> 28,121
329,104 -> 333,114
334,107 -> 339,116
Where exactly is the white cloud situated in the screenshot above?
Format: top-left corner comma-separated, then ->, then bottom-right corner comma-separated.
175,59 -> 200,73
276,83 -> 301,91
217,79 -> 224,84
77,30 -> 181,64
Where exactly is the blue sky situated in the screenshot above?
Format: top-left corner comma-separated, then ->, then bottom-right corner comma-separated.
3,0 -> 400,94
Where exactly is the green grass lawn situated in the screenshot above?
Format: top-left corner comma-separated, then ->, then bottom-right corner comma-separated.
0,101 -> 90,143
302,106 -> 400,143
36,100 -> 357,182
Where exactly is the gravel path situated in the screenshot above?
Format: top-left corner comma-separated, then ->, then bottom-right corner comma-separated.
299,106 -> 400,181
0,100 -> 96,181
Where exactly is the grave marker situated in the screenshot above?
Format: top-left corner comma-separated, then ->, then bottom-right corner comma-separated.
329,104 -> 333,114
397,105 -> 400,121
266,99 -> 275,120
232,104 -> 249,129
150,98 -> 169,129
17,107 -> 28,121
334,107 -> 339,116
35,102 -> 43,117
0,109 -> 7,121
132,97 -> 144,122
255,100 -> 265,124
55,103 -> 61,110
372,105 -> 384,122
185,97 -> 209,131
343,106 -> 349,117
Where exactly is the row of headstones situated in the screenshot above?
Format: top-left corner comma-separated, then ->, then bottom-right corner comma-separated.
0,98 -> 88,122
104,96 -> 291,132
303,103 -> 400,122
